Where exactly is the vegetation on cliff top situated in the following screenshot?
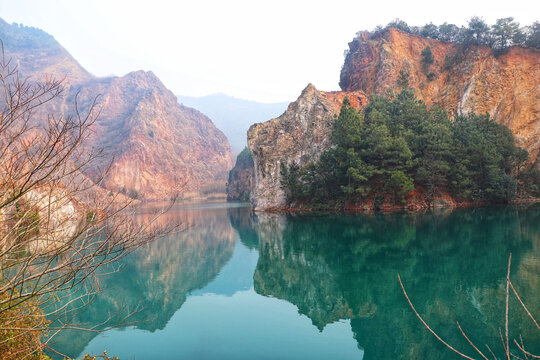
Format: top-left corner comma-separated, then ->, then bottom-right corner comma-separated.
281,88 -> 538,209
356,17 -> 540,50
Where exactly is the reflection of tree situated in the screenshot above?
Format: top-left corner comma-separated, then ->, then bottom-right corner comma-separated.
228,206 -> 258,250
253,205 -> 540,359
50,206 -> 237,358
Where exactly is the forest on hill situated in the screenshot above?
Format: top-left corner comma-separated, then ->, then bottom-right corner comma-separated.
281,88 -> 539,209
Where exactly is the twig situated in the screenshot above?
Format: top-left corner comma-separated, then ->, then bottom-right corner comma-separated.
519,335 -> 530,360
42,343 -> 71,359
398,274 -> 477,360
486,345 -> 498,360
457,321 -> 489,360
514,340 -> 540,359
505,254 -> 512,360
500,327 -> 510,360
509,280 -> 540,331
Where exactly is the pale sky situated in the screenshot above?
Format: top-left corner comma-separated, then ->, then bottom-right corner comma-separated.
0,0 -> 538,102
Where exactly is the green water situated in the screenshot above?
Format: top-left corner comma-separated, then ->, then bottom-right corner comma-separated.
49,203 -> 540,359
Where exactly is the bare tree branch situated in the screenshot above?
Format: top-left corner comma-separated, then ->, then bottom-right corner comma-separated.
0,45 -> 178,357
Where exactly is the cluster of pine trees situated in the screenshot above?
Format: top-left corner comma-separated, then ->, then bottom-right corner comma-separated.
365,17 -> 540,50
281,89 -> 538,208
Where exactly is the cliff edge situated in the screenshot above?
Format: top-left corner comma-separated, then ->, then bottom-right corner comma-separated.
247,84 -> 367,210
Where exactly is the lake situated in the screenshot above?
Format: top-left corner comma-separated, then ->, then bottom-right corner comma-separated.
49,202 -> 540,359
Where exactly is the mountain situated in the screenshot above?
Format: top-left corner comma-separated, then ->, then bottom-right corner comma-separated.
0,19 -> 91,86
247,27 -> 540,210
0,19 -> 232,200
177,93 -> 288,153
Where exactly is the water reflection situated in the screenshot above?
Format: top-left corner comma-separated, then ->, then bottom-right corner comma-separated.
51,203 -> 238,357
49,203 -> 540,359
253,205 -> 540,359
228,205 -> 259,250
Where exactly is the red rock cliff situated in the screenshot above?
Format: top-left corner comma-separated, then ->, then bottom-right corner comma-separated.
340,28 -> 540,167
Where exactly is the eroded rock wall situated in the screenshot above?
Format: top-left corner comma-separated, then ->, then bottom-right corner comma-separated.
226,148 -> 255,202
341,28 -> 540,167
247,84 -> 367,210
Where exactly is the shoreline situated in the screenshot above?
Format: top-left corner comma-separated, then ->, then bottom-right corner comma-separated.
254,197 -> 539,213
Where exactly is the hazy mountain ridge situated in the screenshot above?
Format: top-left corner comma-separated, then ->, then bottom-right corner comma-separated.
178,93 -> 288,153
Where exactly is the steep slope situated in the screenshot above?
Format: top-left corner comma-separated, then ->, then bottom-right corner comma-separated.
247,84 -> 367,210
341,28 -> 540,167
75,71 -> 231,200
0,19 -> 232,200
226,147 -> 255,202
178,93 -> 289,153
0,19 -> 91,86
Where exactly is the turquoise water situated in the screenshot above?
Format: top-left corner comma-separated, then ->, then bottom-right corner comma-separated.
49,203 -> 540,359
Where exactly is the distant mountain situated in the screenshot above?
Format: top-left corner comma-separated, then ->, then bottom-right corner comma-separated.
0,18 -> 232,200
178,93 -> 289,153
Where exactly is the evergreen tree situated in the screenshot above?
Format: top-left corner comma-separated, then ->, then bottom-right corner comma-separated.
438,22 -> 460,42
525,21 -> 540,48
281,90 -> 531,208
492,17 -> 521,49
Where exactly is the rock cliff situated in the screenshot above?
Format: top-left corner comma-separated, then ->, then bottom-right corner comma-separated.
226,147 -> 255,202
0,19 -> 232,200
247,84 -> 366,210
248,28 -> 539,210
341,28 -> 540,167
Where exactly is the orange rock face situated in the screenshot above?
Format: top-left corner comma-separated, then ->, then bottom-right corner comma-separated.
77,71 -> 232,200
340,28 -> 540,167
322,90 -> 368,112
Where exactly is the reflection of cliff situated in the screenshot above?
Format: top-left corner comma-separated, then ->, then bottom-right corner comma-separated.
253,205 -> 540,359
228,205 -> 258,250
51,205 -> 236,358
254,213 -> 353,330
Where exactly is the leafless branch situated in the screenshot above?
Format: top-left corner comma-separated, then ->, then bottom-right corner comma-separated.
0,46 -> 177,357
400,253 -> 539,360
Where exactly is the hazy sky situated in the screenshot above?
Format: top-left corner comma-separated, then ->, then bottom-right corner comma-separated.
0,0 -> 538,102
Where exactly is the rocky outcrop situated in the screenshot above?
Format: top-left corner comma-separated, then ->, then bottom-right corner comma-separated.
0,19 -> 232,200
249,28 -> 539,210
247,84 -> 367,210
0,187 -> 79,254
226,147 -> 255,202
341,28 -> 540,167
